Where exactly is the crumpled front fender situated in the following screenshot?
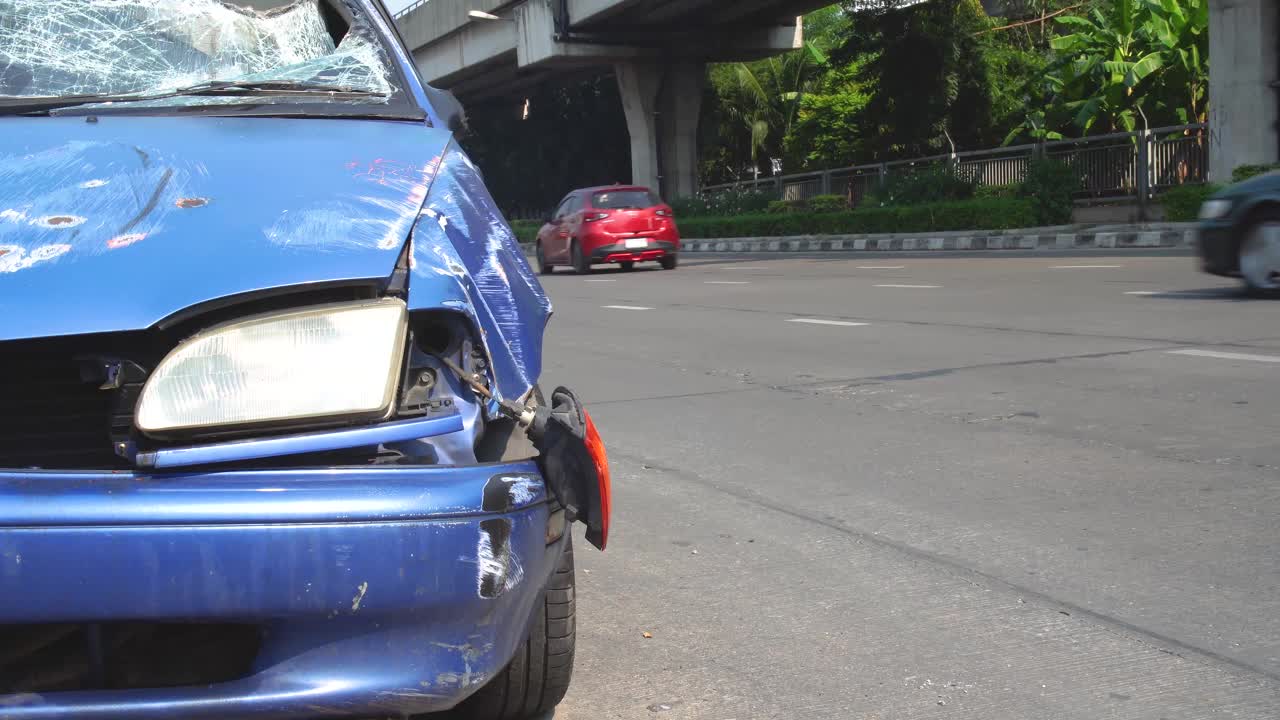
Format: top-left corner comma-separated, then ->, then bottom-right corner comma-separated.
405,142 -> 552,405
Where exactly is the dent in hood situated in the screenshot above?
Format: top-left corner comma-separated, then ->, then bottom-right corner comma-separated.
0,115 -> 451,338
0,116 -> 551,403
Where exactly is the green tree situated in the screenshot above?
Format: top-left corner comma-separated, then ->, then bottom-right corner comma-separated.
1145,0 -> 1208,124
803,4 -> 853,52
702,41 -> 828,182
784,59 -> 872,169
1006,0 -> 1208,141
831,0 -> 996,159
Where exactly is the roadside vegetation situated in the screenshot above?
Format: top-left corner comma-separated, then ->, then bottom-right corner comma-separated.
701,0 -> 1208,184
484,0 -> 1217,233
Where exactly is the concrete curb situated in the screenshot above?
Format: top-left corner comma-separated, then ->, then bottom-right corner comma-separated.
677,223 -> 1197,253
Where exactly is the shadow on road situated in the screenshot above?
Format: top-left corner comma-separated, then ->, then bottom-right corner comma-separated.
540,266 -> 667,278
1133,287 -> 1263,301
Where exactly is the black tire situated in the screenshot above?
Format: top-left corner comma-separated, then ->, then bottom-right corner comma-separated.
619,261 -> 635,272
535,244 -> 553,275
571,242 -> 591,275
1238,209 -> 1280,297
660,254 -> 678,270
444,539 -> 576,720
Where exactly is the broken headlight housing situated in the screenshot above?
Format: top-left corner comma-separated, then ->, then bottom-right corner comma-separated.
136,298 -> 408,435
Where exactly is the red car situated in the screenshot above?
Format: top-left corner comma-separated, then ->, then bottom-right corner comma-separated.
535,185 -> 680,274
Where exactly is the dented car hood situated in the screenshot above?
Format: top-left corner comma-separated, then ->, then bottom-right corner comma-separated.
0,115 -> 552,401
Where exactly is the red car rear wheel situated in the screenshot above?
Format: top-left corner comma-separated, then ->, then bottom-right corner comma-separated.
571,242 -> 591,275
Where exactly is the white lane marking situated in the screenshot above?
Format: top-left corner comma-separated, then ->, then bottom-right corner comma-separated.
1167,349 -> 1280,364
1125,290 -> 1162,295
787,318 -> 869,327
705,281 -> 750,285
585,279 -> 616,282
857,265 -> 905,269
1050,264 -> 1123,269
601,305 -> 653,311
875,284 -> 941,289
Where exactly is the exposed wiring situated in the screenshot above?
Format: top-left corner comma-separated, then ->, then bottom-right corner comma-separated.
435,355 -> 538,428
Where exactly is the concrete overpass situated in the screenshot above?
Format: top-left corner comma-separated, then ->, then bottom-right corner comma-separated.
397,0 -> 1280,198
396,0 -> 831,199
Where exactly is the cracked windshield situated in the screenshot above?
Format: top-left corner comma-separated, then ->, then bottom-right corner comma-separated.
0,0 -> 396,106
1,0 -> 1278,719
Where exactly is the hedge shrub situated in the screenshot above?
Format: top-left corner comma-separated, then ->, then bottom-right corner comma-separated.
1019,158 -> 1078,225
880,166 -> 978,206
1161,184 -> 1220,222
808,194 -> 849,213
975,183 -> 1020,200
670,187 -> 773,217
509,219 -> 542,245
767,199 -> 808,214
1231,164 -> 1280,183
676,198 -> 1036,239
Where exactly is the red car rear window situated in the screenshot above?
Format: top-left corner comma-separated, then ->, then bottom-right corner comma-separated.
591,190 -> 660,209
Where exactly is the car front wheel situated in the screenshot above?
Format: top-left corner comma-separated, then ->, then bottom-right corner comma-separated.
441,538 -> 576,720
1239,210 -> 1280,296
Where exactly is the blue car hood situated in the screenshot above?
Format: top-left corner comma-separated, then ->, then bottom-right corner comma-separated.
0,116 -> 551,401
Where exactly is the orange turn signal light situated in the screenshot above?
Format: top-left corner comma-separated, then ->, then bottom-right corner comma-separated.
582,409 -> 611,550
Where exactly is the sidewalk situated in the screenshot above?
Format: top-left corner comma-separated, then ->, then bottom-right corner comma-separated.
678,222 -> 1196,253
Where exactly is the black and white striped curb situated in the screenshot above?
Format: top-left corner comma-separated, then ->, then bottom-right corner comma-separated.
678,223 -> 1196,253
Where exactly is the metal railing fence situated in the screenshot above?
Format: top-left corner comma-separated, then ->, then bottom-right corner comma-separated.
702,124 -> 1209,213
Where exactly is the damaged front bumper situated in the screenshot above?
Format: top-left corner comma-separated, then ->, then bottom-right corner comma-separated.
0,463 -> 562,719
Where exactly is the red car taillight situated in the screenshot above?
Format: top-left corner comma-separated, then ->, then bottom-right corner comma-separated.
584,212 -> 611,222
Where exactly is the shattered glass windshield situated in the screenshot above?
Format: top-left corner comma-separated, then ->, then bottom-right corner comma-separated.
0,0 -> 398,106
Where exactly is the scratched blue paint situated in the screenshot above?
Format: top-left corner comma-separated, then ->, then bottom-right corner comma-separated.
0,115 -> 450,332
0,464 -> 556,719
138,412 -> 465,469
409,143 -> 554,402
0,0 -> 560,716
0,465 -> 545,527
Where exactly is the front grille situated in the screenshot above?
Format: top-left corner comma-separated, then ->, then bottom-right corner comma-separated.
0,623 -> 261,693
0,336 -> 156,470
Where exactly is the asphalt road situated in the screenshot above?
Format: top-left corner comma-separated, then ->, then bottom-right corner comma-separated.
536,251 -> 1280,719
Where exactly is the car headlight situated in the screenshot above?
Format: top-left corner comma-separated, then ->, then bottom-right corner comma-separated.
1198,199 -> 1233,220
136,298 -> 408,435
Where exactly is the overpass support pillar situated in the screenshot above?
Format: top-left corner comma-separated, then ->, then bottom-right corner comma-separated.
1208,0 -> 1278,181
616,63 -> 663,194
616,62 -> 706,199
658,62 -> 706,200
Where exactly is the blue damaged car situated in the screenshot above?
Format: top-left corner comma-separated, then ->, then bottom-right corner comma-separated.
0,1 -> 611,718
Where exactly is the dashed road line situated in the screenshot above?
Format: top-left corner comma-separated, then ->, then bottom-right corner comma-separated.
1050,264 -> 1123,269
787,318 -> 869,327
601,305 -> 653,311
857,265 -> 905,269
1125,290 -> 1163,295
1167,349 -> 1280,363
